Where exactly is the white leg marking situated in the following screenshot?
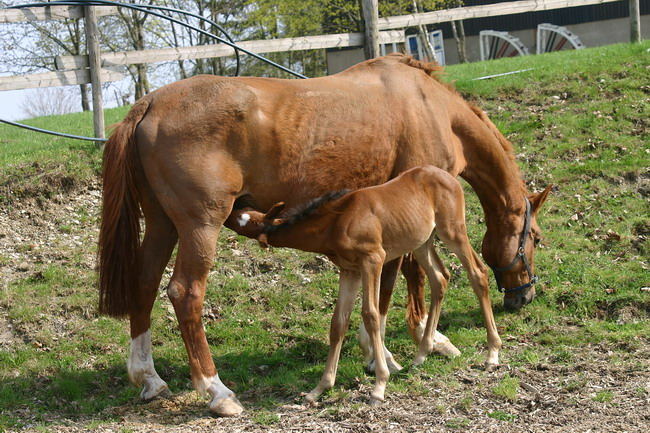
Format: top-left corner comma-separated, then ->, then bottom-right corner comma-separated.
413,316 -> 461,365
359,321 -> 373,366
361,316 -> 403,373
127,330 -> 169,400
237,213 -> 250,227
199,374 -> 244,417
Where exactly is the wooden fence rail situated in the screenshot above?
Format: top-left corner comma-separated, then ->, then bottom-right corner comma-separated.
0,4 -> 116,23
377,0 -> 622,29
54,30 -> 405,68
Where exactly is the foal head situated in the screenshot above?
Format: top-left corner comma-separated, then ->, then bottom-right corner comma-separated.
226,202 -> 286,245
482,186 -> 551,311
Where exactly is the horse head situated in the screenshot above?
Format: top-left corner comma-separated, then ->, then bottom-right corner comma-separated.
482,186 -> 551,311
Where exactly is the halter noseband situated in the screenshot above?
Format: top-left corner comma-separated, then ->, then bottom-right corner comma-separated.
489,198 -> 539,294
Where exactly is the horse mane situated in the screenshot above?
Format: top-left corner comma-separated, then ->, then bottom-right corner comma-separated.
467,103 -> 517,163
391,54 -> 519,167
264,189 -> 351,234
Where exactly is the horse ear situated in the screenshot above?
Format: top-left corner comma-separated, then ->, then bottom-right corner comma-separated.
265,202 -> 286,220
529,185 -> 552,215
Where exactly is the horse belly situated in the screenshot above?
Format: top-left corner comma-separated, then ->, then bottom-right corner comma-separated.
242,90 -> 399,207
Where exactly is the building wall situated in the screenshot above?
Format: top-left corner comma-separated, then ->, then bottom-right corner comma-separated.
444,15 -> 650,64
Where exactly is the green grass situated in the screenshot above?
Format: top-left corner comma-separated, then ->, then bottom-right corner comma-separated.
0,41 -> 649,430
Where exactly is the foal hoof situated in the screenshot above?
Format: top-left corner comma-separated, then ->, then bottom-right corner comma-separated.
366,358 -> 403,374
210,396 -> 245,417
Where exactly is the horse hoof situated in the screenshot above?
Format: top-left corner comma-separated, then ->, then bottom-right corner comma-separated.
485,362 -> 499,372
413,354 -> 426,366
368,396 -> 384,407
140,380 -> 170,401
432,332 -> 461,358
210,396 -> 245,417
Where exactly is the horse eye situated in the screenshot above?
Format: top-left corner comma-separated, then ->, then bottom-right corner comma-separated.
534,237 -> 542,246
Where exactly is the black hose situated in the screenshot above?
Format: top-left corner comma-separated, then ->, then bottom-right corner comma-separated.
0,118 -> 107,142
12,0 -> 242,77
1,0 -> 308,142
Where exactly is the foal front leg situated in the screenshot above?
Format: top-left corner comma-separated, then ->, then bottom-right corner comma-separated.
305,270 -> 360,405
359,257 -> 403,373
360,253 -> 390,404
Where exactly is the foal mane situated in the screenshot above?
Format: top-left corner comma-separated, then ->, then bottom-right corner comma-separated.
264,189 -> 351,234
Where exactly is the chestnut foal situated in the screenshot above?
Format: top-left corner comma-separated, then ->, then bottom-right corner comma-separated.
226,165 -> 501,404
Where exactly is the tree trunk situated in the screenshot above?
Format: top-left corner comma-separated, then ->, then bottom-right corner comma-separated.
413,0 -> 437,63
451,20 -> 468,63
80,83 -> 90,111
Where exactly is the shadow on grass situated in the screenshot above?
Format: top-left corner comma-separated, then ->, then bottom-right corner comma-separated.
0,337 -> 329,429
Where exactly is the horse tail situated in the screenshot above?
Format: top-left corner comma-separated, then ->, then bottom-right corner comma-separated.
98,98 -> 150,317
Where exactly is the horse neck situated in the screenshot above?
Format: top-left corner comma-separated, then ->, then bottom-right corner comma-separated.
457,121 -> 528,224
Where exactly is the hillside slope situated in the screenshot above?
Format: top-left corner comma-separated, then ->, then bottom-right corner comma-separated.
0,41 -> 648,432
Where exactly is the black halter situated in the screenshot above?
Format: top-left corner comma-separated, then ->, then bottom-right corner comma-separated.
489,198 -> 539,294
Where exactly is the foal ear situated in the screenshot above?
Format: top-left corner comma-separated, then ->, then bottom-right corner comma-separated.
529,185 -> 552,215
265,202 -> 286,220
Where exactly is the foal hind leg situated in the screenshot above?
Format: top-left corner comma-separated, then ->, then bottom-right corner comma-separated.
127,180 -> 177,400
359,257 -> 403,373
306,270 -> 360,405
402,255 -> 459,359
412,242 -> 460,365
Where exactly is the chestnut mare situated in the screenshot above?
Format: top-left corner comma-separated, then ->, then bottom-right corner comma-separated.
98,53 -> 550,416
225,165 -> 501,404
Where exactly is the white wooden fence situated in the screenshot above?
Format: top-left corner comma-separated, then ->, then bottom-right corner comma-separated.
0,0 -> 639,140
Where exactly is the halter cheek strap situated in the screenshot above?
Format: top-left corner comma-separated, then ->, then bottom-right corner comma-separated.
489,198 -> 539,294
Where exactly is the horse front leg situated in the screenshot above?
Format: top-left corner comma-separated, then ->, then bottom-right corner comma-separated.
306,270 -> 360,405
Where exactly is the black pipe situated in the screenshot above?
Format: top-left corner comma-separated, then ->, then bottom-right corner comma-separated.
1,0 -> 308,142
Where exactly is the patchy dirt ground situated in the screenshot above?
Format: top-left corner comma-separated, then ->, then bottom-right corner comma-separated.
1,184 -> 648,433
23,345 -> 649,433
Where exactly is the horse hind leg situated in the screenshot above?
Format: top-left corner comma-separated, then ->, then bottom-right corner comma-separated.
127,175 -> 177,401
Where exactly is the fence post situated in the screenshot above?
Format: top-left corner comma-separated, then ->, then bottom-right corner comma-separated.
84,6 -> 105,144
361,0 -> 379,59
629,0 -> 641,43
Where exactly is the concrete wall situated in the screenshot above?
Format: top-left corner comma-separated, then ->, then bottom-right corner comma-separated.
326,15 -> 650,73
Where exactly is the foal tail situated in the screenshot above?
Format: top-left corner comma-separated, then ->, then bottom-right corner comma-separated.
98,99 -> 151,317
